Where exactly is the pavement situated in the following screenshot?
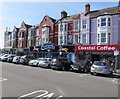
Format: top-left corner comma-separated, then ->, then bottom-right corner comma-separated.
1,61 -> 120,98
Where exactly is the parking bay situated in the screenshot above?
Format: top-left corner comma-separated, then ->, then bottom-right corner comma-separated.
1,62 -> 119,97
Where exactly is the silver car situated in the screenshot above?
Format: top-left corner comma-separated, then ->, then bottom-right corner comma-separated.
1,54 -> 11,62
28,58 -> 43,66
12,56 -> 21,64
91,61 -> 113,76
38,58 -> 52,68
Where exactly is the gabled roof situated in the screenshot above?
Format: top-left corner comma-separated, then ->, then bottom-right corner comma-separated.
24,23 -> 32,29
49,16 -> 56,23
90,6 -> 120,18
21,21 -> 32,29
14,26 -> 19,31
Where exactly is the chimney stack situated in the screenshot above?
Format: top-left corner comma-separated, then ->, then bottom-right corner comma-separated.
85,3 -> 90,13
61,11 -> 67,18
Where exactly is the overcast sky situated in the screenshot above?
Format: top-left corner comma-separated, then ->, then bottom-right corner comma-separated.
0,1 -> 118,49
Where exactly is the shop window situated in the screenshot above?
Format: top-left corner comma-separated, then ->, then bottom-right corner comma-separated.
101,18 -> 106,26
101,33 -> 106,43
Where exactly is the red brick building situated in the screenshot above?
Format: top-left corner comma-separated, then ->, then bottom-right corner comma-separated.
38,15 -> 57,45
56,11 -> 81,45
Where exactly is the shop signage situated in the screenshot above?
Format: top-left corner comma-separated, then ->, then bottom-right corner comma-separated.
76,45 -> 119,52
41,44 -> 55,50
114,51 -> 119,56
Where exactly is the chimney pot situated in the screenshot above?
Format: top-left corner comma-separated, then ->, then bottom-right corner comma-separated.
61,11 -> 67,18
85,3 -> 90,12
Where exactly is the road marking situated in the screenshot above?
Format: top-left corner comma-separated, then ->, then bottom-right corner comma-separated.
19,90 -> 63,99
0,78 -> 7,82
19,90 -> 48,98
112,78 -> 120,84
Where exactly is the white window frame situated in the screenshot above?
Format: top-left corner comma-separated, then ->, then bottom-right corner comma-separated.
82,33 -> 87,43
74,34 -> 79,44
101,18 -> 106,27
74,20 -> 79,31
82,20 -> 87,29
101,33 -> 107,43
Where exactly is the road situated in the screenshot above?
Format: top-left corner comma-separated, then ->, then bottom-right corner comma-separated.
1,62 -> 120,98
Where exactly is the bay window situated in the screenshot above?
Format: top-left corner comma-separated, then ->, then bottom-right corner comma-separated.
82,20 -> 87,29
101,18 -> 106,26
101,33 -> 106,43
82,34 -> 87,43
74,20 -> 79,30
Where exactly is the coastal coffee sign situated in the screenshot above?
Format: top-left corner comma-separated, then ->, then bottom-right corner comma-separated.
76,45 -> 119,52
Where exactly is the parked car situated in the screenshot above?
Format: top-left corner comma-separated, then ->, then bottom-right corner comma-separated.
0,54 -> 6,61
12,56 -> 21,64
7,55 -> 16,62
37,58 -> 52,68
28,58 -> 43,66
50,58 -> 73,71
1,54 -> 11,62
70,60 -> 91,73
19,55 -> 35,65
91,61 -> 113,76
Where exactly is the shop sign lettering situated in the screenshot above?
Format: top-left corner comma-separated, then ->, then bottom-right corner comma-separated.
41,45 -> 55,50
76,45 -> 119,52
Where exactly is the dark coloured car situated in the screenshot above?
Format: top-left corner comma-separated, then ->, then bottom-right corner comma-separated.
7,55 -> 16,63
50,58 -> 73,71
19,55 -> 35,65
70,60 -> 92,73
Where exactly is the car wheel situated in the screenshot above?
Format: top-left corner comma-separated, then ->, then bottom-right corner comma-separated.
37,63 -> 39,67
62,66 -> 65,71
93,72 -> 97,76
109,71 -> 113,76
91,72 -> 94,75
83,68 -> 88,73
70,67 -> 73,71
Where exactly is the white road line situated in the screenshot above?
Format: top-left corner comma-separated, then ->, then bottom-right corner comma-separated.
0,78 -> 7,82
112,78 -> 120,84
19,90 -> 63,99
19,90 -> 48,98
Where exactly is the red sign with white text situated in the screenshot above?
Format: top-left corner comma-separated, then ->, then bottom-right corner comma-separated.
75,45 -> 119,52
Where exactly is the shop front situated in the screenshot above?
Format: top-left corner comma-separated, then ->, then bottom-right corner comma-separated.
29,43 -> 75,61
75,45 -> 119,69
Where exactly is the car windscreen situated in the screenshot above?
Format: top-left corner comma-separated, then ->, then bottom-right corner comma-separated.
41,59 -> 47,61
94,61 -> 108,66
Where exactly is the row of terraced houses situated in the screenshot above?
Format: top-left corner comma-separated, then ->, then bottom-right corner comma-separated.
4,2 -> 120,69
